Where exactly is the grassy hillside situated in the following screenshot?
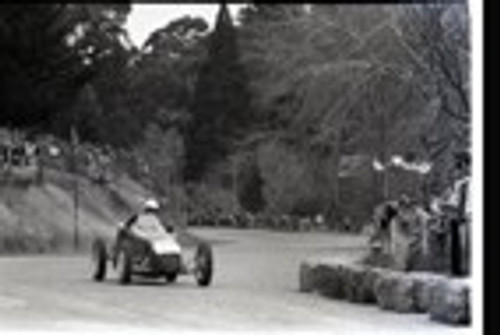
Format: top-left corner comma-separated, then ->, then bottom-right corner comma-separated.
0,168 -> 148,254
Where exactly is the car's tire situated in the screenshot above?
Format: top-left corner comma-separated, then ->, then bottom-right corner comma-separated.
116,247 -> 132,285
165,272 -> 178,283
194,243 -> 213,287
92,238 -> 107,281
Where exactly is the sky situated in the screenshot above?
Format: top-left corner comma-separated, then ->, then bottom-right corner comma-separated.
125,4 -> 247,48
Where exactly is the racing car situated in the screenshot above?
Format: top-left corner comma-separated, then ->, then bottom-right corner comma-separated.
90,215 -> 213,287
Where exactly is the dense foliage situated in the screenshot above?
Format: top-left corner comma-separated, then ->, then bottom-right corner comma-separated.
0,3 -> 471,229
183,4 -> 253,182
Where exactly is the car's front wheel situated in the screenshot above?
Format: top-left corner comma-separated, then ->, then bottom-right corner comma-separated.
91,238 -> 107,281
194,243 -> 213,287
116,248 -> 132,285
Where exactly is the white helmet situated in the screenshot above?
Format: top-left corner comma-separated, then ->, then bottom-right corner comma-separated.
143,198 -> 160,211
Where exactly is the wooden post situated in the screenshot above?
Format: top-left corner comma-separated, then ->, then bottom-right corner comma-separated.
71,126 -> 80,250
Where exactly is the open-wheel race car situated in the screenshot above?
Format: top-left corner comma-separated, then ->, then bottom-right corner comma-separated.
90,210 -> 213,287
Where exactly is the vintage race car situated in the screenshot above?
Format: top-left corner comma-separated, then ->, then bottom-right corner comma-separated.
91,216 -> 213,286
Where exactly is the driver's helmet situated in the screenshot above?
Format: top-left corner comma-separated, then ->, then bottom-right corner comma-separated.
142,198 -> 160,212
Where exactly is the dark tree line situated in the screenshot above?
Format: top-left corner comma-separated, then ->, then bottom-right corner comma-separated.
0,4 -> 149,148
0,5 -> 91,129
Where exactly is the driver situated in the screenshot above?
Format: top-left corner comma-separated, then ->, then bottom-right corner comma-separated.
124,198 -> 164,238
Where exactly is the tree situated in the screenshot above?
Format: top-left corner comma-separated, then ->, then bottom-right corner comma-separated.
129,16 -> 209,131
138,123 -> 184,197
59,4 -> 145,149
183,3 -> 253,182
238,4 -> 392,223
0,5 -> 92,130
0,4 -> 137,146
236,152 -> 265,214
398,4 -> 470,195
237,3 -> 470,227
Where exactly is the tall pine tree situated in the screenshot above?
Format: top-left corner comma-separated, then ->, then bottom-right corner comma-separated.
183,3 -> 252,182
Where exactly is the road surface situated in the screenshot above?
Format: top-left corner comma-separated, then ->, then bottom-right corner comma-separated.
0,228 -> 472,334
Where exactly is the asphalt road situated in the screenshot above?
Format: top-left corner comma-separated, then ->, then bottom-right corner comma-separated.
0,228 -> 472,334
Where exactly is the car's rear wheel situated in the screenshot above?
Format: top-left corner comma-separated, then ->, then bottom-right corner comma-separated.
194,243 -> 213,287
91,238 -> 107,281
116,247 -> 132,285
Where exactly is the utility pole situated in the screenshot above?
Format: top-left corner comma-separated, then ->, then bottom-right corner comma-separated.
71,126 -> 80,250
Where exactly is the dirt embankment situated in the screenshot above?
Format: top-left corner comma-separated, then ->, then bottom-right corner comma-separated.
0,169 -> 148,254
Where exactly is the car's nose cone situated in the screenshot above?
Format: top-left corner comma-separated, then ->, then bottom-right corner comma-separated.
151,254 -> 181,274
151,238 -> 181,255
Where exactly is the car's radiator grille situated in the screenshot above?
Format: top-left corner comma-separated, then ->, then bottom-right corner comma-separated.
152,254 -> 181,273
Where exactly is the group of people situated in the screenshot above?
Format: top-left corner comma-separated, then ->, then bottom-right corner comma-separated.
0,142 -> 38,169
367,181 -> 470,275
